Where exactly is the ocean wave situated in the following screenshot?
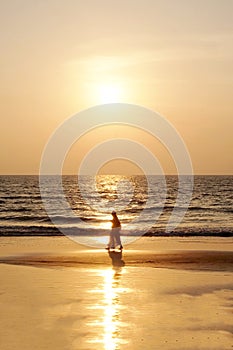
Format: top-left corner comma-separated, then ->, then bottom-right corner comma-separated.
0,195 -> 41,200
0,215 -> 48,222
0,224 -> 233,237
0,208 -> 32,213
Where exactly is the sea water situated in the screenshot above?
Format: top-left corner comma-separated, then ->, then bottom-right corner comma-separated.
0,175 -> 232,237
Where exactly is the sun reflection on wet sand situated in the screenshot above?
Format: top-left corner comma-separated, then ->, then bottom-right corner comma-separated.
87,267 -> 129,349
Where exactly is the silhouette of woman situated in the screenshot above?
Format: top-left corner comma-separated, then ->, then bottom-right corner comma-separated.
106,211 -> 123,251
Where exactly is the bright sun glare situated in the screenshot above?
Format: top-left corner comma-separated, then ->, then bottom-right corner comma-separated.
97,83 -> 123,104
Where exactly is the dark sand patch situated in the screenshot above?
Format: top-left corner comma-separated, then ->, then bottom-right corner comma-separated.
1,250 -> 233,271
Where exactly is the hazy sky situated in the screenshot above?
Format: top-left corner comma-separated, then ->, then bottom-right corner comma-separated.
1,0 -> 233,174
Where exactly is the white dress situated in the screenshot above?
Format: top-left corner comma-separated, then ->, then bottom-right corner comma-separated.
108,227 -> 122,248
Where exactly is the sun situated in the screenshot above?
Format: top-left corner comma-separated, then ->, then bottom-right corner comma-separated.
89,82 -> 123,104
98,84 -> 121,103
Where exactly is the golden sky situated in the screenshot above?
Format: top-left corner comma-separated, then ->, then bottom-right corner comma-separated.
1,0 -> 233,174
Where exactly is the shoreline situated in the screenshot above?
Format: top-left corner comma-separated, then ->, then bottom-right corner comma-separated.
1,236 -> 232,271
1,249 -> 233,272
1,232 -> 233,237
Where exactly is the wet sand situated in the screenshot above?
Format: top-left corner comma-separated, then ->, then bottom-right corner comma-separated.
1,236 -> 232,271
1,249 -> 233,272
0,237 -> 233,350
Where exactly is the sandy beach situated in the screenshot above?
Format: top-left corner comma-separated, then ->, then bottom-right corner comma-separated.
0,236 -> 233,350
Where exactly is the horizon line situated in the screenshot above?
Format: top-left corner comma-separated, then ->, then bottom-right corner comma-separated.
0,173 -> 233,176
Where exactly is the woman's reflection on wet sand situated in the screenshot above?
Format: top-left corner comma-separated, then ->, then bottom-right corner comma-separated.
108,250 -> 125,269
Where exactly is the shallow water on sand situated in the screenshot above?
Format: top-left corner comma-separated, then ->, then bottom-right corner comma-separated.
1,263 -> 233,350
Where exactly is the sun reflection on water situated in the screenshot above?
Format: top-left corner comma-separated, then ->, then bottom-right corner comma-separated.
87,268 -> 128,349
102,269 -> 121,350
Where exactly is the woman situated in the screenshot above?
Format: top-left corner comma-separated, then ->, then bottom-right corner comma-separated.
106,211 -> 123,250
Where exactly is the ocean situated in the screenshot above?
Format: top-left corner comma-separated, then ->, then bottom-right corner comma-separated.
0,175 -> 232,237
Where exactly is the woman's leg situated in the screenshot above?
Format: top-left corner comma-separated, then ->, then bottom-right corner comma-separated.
114,228 -> 122,248
107,230 -> 115,248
